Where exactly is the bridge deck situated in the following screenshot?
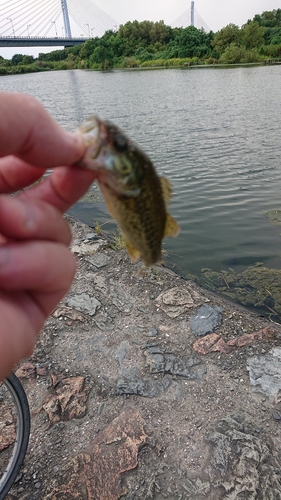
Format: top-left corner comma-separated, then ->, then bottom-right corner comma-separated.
0,37 -> 88,47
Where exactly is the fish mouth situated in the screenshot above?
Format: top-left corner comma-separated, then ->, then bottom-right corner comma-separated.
75,115 -> 141,197
76,115 -> 118,172
76,115 -> 105,164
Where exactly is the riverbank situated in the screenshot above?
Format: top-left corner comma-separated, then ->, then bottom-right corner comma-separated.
6,215 -> 281,500
1,57 -> 281,77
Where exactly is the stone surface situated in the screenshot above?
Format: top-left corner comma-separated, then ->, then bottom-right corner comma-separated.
66,293 -> 101,316
71,240 -> 104,256
204,414 -> 281,499
155,286 -> 207,318
52,305 -> 85,323
85,253 -> 111,268
247,347 -> 281,397
116,367 -> 172,397
190,304 -> 223,337
7,216 -> 281,500
193,326 -> 276,355
42,376 -> 90,424
143,346 -> 206,379
0,406 -> 16,451
43,409 -> 147,500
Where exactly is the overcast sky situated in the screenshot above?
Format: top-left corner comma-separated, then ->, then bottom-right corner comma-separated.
102,0 -> 281,32
1,0 -> 280,59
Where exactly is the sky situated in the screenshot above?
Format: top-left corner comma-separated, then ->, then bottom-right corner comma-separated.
0,0 -> 281,59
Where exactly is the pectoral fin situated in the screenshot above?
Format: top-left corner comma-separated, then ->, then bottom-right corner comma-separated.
164,213 -> 180,238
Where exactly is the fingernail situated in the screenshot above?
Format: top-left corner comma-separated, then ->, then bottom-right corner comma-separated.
12,197 -> 35,230
64,131 -> 87,163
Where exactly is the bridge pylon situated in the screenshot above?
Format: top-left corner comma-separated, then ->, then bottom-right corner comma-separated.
61,0 -> 72,38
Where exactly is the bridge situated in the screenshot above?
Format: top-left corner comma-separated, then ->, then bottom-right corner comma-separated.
171,1 -> 210,32
0,1 -> 209,51
0,0 -> 118,49
0,37 -> 87,48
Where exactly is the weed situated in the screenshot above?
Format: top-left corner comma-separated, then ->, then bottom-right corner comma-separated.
95,221 -> 102,235
111,229 -> 126,250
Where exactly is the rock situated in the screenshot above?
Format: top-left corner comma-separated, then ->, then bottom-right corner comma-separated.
193,327 -> 276,355
52,305 -> 85,322
86,232 -> 99,240
145,327 -> 158,337
116,368 -> 172,397
272,411 -> 281,421
95,313 -> 115,331
247,347 -> 281,397
115,340 -> 130,366
143,347 -> 206,379
0,406 -> 16,451
43,409 -> 147,500
155,286 -> 207,318
42,376 -> 90,424
109,281 -> 134,314
227,326 -> 276,347
204,414 -> 281,498
66,293 -> 101,316
85,253 -> 111,268
36,367 -> 49,376
193,333 -> 231,355
71,240 -> 104,256
15,362 -> 36,380
190,304 -> 223,337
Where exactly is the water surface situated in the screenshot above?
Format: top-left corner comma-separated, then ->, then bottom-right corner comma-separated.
1,67 -> 281,313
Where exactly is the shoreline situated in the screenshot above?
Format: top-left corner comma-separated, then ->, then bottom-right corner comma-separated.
1,59 -> 281,77
7,215 -> 281,499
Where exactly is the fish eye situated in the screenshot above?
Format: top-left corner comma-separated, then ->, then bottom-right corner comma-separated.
113,133 -> 128,152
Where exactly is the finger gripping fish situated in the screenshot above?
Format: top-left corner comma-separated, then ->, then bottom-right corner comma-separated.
77,115 -> 180,268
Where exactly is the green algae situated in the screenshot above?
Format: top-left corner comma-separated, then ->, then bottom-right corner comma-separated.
264,209 -> 281,227
193,264 -> 281,320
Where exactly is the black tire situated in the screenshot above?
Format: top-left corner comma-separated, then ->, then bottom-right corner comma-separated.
0,373 -> 30,500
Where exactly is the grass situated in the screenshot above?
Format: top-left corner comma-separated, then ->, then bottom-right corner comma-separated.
94,221 -> 102,236
111,229 -> 126,250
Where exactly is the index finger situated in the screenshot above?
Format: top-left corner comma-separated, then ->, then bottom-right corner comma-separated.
0,92 -> 85,168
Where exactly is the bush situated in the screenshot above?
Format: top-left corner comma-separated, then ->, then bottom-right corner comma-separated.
219,44 -> 246,63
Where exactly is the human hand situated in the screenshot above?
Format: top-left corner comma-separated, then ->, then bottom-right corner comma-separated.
0,92 -> 97,380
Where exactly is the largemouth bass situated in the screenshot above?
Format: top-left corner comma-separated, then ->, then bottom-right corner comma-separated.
77,115 -> 180,268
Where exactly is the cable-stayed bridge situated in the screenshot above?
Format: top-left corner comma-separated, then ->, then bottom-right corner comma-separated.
172,2 -> 210,32
0,0 -> 119,47
0,0 -> 209,49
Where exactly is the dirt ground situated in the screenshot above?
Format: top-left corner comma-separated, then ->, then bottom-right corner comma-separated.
5,216 -> 281,500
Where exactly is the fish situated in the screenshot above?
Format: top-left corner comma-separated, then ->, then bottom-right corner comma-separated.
76,115 -> 180,268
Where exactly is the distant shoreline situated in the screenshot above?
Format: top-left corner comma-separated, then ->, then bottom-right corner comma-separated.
1,59 -> 281,77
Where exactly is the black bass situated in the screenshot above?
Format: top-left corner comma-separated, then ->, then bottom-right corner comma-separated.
77,115 -> 180,267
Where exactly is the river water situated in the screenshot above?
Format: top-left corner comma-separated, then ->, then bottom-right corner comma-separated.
1,67 -> 281,314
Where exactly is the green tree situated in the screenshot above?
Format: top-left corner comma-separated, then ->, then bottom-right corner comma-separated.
11,54 -> 24,65
212,24 -> 242,53
219,43 -> 245,64
79,39 -> 100,59
38,49 -> 67,61
242,21 -> 265,49
253,9 -> 281,28
89,41 -> 114,68
150,21 -> 171,44
168,26 -> 212,58
22,55 -> 34,65
264,26 -> 281,45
